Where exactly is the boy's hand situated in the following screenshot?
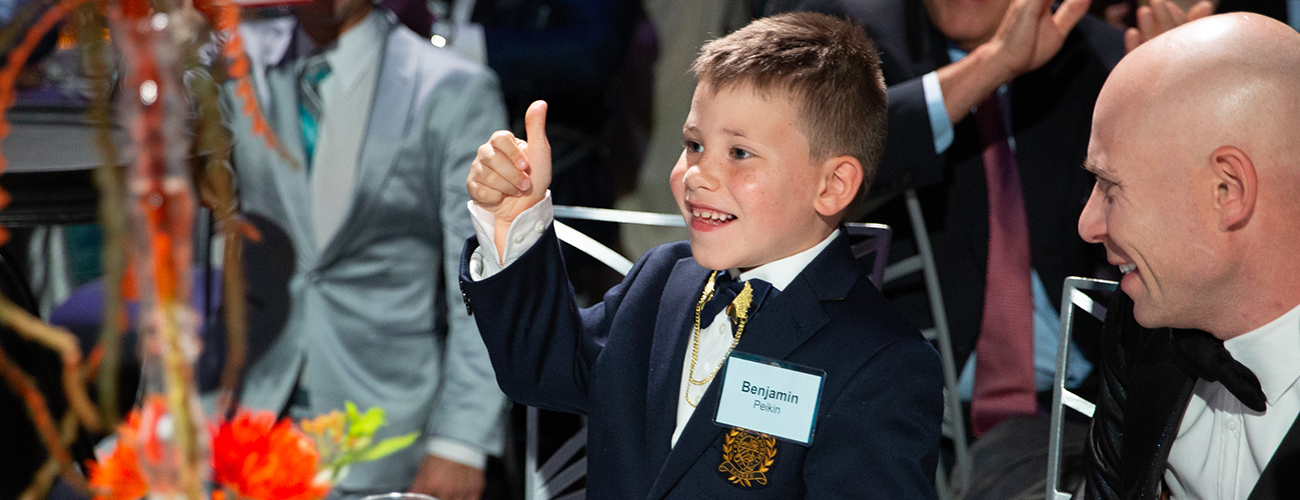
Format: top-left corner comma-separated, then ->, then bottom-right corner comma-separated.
467,100 -> 552,257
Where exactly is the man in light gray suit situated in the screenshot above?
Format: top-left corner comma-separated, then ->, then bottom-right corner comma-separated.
219,0 -> 509,497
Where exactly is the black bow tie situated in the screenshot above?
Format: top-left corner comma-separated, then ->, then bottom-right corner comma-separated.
1170,329 -> 1268,412
699,272 -> 776,330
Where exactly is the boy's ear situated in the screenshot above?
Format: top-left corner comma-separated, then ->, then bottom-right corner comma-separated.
1209,145 -> 1256,231
814,155 -> 863,217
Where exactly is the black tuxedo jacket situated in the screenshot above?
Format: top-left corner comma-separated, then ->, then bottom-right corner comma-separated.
459,227 -> 943,498
774,0 -> 1123,369
1084,293 -> 1300,500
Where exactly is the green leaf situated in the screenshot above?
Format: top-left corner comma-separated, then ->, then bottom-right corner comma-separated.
345,401 -> 360,422
349,406 -> 386,438
358,432 -> 419,462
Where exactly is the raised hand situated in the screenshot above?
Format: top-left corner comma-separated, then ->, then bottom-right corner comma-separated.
467,100 -> 552,257
1125,0 -> 1214,53
936,0 -> 1092,123
990,0 -> 1092,79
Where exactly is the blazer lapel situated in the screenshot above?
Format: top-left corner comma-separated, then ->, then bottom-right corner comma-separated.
316,16 -> 413,269
1247,412 -> 1300,500
1122,327 -> 1196,499
734,232 -> 856,362
644,258 -> 711,475
644,233 -> 857,499
262,59 -> 319,262
645,369 -> 727,500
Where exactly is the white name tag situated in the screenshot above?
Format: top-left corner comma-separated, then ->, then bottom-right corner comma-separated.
714,351 -> 825,446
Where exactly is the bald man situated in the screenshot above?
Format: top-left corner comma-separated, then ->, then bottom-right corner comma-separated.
1078,13 -> 1300,500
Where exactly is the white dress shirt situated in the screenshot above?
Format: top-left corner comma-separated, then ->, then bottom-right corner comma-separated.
468,197 -> 838,447
669,230 -> 837,446
1165,303 -> 1300,499
301,12 -> 382,249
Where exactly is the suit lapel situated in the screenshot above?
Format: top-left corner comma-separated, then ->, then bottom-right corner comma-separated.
1122,327 -> 1196,499
1247,411 -> 1300,499
644,233 -> 857,499
645,367 -> 726,500
644,258 -> 711,474
316,16 -> 414,269
737,232 -> 856,362
262,59 -> 319,262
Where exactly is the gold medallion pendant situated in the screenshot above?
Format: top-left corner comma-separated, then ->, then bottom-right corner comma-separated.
718,427 -> 777,488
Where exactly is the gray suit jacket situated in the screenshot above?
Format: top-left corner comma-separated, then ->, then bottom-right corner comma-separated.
221,12 -> 508,492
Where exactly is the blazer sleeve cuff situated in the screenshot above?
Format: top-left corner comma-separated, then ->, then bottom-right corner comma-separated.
426,437 -> 489,470
467,192 -> 553,279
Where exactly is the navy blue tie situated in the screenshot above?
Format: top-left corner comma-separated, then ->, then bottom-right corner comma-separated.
700,272 -> 776,330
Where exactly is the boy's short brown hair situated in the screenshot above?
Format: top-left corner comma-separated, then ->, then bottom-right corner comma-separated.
691,12 -> 888,214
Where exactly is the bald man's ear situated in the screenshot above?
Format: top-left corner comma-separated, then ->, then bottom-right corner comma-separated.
814,155 -> 863,218
1210,146 -> 1257,231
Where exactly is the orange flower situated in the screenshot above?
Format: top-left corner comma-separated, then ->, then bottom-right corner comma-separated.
86,413 -> 148,500
211,410 -> 329,500
299,411 -> 345,464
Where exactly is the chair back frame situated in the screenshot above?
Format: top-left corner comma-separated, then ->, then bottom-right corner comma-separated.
1046,277 -> 1117,500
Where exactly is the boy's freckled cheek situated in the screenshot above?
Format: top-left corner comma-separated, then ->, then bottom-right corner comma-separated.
732,170 -> 761,192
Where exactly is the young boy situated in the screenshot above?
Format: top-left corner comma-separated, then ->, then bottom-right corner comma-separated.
460,12 -> 942,499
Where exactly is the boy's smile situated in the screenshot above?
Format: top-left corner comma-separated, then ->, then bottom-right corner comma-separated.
686,202 -> 736,230
671,83 -> 842,271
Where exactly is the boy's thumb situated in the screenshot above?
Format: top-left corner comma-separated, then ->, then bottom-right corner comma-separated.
524,100 -> 550,156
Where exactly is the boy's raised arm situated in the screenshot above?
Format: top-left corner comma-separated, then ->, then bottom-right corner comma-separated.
467,100 -> 553,259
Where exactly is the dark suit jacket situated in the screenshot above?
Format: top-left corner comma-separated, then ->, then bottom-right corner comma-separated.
1084,293 -> 1300,500
773,0 -> 1123,370
459,227 -> 943,499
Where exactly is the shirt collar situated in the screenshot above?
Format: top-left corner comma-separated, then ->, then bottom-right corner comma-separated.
948,44 -> 967,63
295,10 -> 385,92
1224,302 -> 1300,406
325,11 -> 384,92
731,229 -> 840,292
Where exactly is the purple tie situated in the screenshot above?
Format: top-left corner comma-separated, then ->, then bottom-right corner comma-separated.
969,93 -> 1037,437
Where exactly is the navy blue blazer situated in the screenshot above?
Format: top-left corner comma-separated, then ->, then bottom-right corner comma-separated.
459,226 -> 943,499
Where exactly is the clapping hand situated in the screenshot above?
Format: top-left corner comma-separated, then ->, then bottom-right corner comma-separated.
1125,0 -> 1214,53
988,0 -> 1092,79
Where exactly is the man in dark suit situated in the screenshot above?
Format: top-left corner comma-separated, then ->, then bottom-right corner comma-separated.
1079,13 -> 1300,500
770,0 -> 1123,440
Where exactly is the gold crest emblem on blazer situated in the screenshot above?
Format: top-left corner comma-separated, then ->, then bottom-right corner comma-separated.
719,428 -> 777,487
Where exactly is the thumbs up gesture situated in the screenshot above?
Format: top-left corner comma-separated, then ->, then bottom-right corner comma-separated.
468,101 -> 552,256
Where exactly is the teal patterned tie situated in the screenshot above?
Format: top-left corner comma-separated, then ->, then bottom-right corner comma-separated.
298,55 -> 330,168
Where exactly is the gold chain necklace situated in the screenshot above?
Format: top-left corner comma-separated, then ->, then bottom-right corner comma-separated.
685,272 -> 754,407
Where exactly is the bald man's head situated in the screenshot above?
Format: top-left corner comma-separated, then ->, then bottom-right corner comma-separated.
1078,13 -> 1300,337
1105,14 -> 1300,185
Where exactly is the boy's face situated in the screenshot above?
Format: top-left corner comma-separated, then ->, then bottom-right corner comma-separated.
671,83 -> 837,271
